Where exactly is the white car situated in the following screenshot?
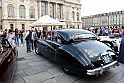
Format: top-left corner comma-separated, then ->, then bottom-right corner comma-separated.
99,35 -> 121,53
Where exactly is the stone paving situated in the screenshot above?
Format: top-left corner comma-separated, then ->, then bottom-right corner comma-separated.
12,44 -> 120,83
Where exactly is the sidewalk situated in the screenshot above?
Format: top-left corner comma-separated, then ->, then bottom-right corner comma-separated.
12,44 -> 120,83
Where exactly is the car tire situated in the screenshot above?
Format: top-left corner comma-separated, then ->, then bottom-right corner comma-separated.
35,45 -> 40,55
62,68 -> 74,75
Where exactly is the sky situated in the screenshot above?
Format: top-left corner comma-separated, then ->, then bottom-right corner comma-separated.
81,0 -> 124,17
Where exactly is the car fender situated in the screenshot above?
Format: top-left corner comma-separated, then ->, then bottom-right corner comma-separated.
56,45 -> 91,67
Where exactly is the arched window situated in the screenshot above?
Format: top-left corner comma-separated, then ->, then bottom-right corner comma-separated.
30,0 -> 34,4
72,11 -> 75,21
29,6 -> 35,18
41,2 -> 46,16
20,0 -> 24,2
65,11 -> 69,20
77,12 -> 79,21
57,4 -> 61,19
7,4 -> 14,17
19,5 -> 25,18
50,3 -> 54,18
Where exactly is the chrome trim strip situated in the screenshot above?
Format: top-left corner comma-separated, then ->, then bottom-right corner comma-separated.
87,61 -> 118,75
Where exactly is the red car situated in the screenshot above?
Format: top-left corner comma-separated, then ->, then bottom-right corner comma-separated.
0,37 -> 18,83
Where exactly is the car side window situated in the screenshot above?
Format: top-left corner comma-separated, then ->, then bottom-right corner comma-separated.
46,31 -> 62,44
57,35 -> 62,43
50,32 -> 62,43
46,31 -> 51,40
51,32 -> 57,42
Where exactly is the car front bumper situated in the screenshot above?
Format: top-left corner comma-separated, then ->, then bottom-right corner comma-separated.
87,61 -> 118,75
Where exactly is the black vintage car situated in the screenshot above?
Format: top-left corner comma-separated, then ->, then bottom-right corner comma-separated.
0,37 -> 18,83
35,29 -> 118,76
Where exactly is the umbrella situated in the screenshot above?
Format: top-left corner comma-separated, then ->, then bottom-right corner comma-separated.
29,15 -> 65,27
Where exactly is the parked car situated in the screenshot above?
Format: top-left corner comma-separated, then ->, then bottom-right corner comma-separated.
0,37 -> 18,83
99,33 -> 121,53
35,29 -> 118,76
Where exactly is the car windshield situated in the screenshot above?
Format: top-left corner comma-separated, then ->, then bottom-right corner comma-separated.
71,33 -> 96,41
110,33 -> 120,38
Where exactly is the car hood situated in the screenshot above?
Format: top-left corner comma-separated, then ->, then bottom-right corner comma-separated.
73,40 -> 112,61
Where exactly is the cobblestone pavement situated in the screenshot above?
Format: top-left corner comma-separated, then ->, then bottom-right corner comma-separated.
12,44 -> 120,83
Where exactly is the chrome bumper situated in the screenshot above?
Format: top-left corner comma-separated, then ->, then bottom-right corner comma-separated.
87,61 -> 118,75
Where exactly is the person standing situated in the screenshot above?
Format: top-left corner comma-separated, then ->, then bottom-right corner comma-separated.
6,29 -> 15,46
35,28 -> 39,36
117,26 -> 124,83
19,29 -> 24,44
37,30 -> 42,39
25,29 -> 32,53
31,28 -> 37,51
1,29 -> 8,38
22,29 -> 26,46
118,27 -> 123,37
15,28 -> 19,46
99,27 -> 104,36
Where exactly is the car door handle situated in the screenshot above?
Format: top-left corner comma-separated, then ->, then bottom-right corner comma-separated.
8,58 -> 11,62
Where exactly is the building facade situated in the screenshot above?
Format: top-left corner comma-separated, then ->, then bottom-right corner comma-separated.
81,10 -> 124,29
0,0 -> 82,30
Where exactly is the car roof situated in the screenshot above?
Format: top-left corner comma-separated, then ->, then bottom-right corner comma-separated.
53,29 -> 92,41
53,29 -> 91,34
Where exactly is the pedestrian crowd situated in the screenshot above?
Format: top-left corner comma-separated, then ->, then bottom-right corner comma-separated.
0,27 -> 48,53
85,26 -> 123,37
0,28 -> 26,46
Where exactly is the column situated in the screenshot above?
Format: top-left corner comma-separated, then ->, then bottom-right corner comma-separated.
55,3 -> 57,19
62,4 -> 64,20
47,2 -> 50,16
2,0 -> 7,19
39,1 -> 41,17
26,0 -> 29,19
122,11 -> 124,25
14,0 -> 18,30
2,0 -> 9,29
122,12 -> 124,26
69,6 -> 71,21
36,1 -> 39,18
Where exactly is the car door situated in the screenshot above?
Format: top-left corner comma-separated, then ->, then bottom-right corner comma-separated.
8,47 -> 17,83
0,38 -> 17,83
45,33 -> 62,61
37,39 -> 51,57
